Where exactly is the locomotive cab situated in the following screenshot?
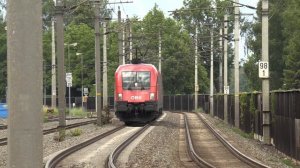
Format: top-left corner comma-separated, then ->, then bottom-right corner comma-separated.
114,63 -> 163,124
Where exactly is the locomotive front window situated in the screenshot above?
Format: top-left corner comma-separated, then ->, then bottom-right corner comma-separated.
122,71 -> 150,90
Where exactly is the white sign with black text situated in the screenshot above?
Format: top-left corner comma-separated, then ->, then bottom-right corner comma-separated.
66,72 -> 72,87
258,61 -> 269,78
224,86 -> 229,95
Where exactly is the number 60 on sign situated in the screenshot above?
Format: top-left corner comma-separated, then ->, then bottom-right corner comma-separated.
258,61 -> 269,78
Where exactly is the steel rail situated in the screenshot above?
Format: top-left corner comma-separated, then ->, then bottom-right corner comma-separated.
43,120 -> 96,134
195,113 -> 270,168
46,117 -> 94,122
0,120 -> 97,146
0,117 -> 97,130
183,113 -> 215,168
45,125 -> 125,168
0,125 -> 7,130
107,124 -> 151,168
0,137 -> 6,146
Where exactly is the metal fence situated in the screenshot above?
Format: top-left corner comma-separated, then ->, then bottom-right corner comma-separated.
162,94 -> 209,112
43,96 -> 115,111
272,91 -> 300,160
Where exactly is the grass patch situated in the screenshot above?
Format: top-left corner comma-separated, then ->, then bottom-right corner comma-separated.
232,127 -> 253,139
43,106 -> 59,116
69,128 -> 83,137
282,158 -> 294,167
69,108 -> 86,117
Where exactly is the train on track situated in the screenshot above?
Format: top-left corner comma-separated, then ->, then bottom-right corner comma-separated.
114,61 -> 163,124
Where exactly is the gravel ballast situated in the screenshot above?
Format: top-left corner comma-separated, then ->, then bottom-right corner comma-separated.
125,112 -> 182,168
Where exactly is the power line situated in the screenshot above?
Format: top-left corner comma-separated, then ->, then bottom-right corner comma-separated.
224,0 -> 256,9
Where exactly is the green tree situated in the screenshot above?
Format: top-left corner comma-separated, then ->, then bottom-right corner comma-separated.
243,0 -> 287,90
282,0 -> 300,89
64,23 -> 95,94
135,5 -> 204,94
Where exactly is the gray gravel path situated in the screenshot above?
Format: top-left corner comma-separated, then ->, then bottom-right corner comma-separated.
124,112 -> 182,168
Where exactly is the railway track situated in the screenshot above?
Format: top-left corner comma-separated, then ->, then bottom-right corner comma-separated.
183,112 -> 214,167
0,120 -> 96,146
46,116 -> 97,122
45,125 -> 125,168
107,123 -> 151,168
0,125 -> 7,130
183,112 -> 269,168
0,117 -> 95,130
48,113 -> 165,168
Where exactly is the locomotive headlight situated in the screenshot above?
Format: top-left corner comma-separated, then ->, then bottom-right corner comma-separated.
150,93 -> 155,100
118,93 -> 122,100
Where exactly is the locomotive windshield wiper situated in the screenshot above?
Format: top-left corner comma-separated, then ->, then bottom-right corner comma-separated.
125,83 -> 133,90
140,82 -> 145,90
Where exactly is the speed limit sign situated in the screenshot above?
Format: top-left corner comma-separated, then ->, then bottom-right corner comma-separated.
258,61 -> 269,78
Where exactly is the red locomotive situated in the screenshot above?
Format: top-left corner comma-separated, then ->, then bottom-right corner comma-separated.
114,62 -> 163,124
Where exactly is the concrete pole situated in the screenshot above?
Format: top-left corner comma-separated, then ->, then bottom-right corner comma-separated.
234,0 -> 240,128
129,21 -> 133,62
118,7 -> 123,65
103,21 -> 108,107
56,0 -> 66,135
262,0 -> 270,144
194,25 -> 198,112
75,52 -> 83,109
51,18 -> 57,108
81,54 -> 83,109
94,2 -> 102,126
43,60 -> 46,106
224,14 -> 228,123
210,29 -> 214,116
68,45 -> 71,112
126,17 -> 129,61
7,0 -> 43,166
122,23 -> 125,64
158,31 -> 162,72
219,27 -> 223,93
